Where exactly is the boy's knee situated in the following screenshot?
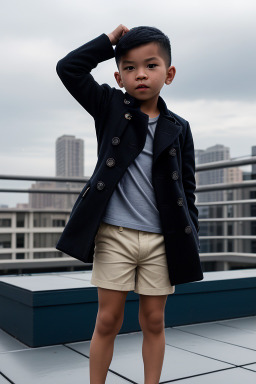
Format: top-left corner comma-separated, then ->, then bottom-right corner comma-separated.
139,311 -> 164,334
96,310 -> 124,336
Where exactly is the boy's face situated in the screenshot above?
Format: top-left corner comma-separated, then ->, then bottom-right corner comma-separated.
114,42 -> 175,105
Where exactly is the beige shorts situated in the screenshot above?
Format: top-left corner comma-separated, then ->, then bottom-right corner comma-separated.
91,222 -> 175,296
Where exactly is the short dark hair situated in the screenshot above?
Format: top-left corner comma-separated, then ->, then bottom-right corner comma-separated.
115,26 -> 171,67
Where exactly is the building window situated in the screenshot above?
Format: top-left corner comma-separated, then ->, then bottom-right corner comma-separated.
0,254 -> 12,260
34,233 -> 60,248
250,204 -> 256,217
0,234 -> 11,248
228,223 -> 233,236
251,222 -> 256,236
34,251 -> 62,258
216,241 -> 223,252
16,234 -> 25,248
216,206 -> 223,218
228,240 -> 233,252
227,205 -> 234,218
16,213 -> 25,227
52,219 -> 65,227
33,213 -> 67,227
227,191 -> 233,200
16,253 -> 25,259
251,240 -> 256,253
216,223 -> 223,236
0,218 -> 11,227
250,191 -> 256,199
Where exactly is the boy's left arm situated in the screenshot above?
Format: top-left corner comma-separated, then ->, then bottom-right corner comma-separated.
182,123 -> 199,233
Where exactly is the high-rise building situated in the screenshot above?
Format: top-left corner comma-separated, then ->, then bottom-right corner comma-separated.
29,135 -> 84,209
197,144 -> 230,203
196,144 -> 244,259
56,135 -> 84,177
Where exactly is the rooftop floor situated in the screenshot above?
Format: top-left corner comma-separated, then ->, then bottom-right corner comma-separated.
1,315 -> 256,383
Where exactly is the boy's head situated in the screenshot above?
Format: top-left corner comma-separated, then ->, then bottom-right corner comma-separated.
115,26 -> 171,68
113,26 -> 175,108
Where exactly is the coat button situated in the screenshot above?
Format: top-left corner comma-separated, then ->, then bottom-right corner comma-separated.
124,99 -> 130,104
172,171 -> 179,180
177,197 -> 183,206
96,181 -> 105,190
125,113 -> 132,120
169,148 -> 176,156
112,137 -> 120,146
106,158 -> 115,167
185,226 -> 192,234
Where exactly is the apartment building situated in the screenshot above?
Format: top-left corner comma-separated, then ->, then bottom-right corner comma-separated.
0,209 -> 69,261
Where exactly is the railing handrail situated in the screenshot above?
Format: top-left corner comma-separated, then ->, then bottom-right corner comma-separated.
0,175 -> 89,183
196,155 -> 256,171
1,157 -> 256,194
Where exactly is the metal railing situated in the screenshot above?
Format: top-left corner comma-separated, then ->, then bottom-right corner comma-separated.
1,156 -> 256,272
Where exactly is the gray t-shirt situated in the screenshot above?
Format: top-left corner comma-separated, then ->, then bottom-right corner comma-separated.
102,115 -> 162,233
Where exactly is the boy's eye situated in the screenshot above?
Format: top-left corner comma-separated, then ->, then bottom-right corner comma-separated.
147,63 -> 157,69
124,66 -> 134,71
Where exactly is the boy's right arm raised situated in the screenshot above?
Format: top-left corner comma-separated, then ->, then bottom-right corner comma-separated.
56,25 -> 129,120
56,34 -> 114,119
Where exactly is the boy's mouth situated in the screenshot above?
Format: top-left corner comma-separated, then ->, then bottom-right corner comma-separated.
136,84 -> 149,89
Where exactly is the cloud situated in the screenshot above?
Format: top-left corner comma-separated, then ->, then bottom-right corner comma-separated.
167,98 -> 256,158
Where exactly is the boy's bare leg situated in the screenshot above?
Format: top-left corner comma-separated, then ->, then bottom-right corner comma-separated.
139,294 -> 168,384
90,288 -> 128,384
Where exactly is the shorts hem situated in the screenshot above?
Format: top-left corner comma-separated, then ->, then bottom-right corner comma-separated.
134,286 -> 175,296
91,277 -> 134,292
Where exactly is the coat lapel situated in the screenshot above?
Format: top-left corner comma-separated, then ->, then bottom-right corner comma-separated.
121,93 -> 182,164
153,115 -> 182,164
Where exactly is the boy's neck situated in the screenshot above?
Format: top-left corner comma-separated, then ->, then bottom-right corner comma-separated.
139,97 -> 160,118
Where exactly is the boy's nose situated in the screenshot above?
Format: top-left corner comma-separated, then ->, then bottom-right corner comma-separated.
136,72 -> 148,80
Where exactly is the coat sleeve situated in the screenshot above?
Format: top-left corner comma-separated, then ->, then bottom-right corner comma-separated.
182,122 -> 199,233
56,34 -> 115,122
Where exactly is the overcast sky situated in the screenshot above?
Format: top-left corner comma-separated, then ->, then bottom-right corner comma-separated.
0,0 -> 256,206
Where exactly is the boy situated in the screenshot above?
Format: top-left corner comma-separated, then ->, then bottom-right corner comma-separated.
56,24 -> 203,384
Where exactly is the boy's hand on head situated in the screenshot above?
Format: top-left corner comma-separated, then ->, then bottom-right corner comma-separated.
107,24 -> 129,45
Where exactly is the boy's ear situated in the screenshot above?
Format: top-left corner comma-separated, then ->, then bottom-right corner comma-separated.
165,66 -> 176,85
114,71 -> 124,88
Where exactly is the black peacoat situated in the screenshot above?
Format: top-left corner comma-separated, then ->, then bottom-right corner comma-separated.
56,33 -> 204,286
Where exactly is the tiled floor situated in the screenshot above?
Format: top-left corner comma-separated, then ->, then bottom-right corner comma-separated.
0,316 -> 256,383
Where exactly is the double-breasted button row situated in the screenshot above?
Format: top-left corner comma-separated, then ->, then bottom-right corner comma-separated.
96,181 -> 105,191
172,171 -> 179,180
125,113 -> 132,120
112,137 -> 120,146
106,158 -> 115,167
185,226 -> 192,235
169,148 -> 176,157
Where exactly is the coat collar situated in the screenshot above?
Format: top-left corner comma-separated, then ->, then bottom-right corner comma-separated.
123,93 -> 182,164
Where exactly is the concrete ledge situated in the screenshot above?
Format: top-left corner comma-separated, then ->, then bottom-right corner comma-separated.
0,269 -> 256,347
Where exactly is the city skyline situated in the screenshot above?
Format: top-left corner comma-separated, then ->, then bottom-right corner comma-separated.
0,0 -> 255,206
0,136 -> 255,208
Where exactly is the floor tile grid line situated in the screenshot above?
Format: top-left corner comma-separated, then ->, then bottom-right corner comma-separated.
174,328 -> 256,352
64,344 -> 137,384
0,349 -> 30,355
158,367 -> 237,384
215,321 -> 256,333
0,372 -> 15,384
164,341 -> 238,367
0,343 -> 62,355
